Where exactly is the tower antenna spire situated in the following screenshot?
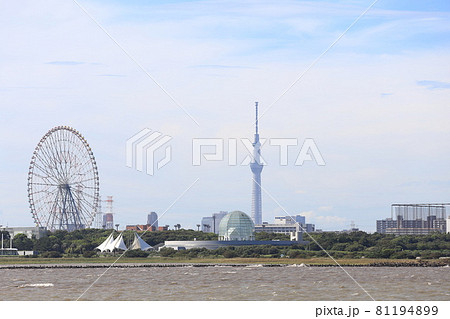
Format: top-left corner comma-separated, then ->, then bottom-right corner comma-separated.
255,101 -> 259,135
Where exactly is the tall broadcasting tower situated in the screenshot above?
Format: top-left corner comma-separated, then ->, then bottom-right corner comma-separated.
250,102 -> 263,225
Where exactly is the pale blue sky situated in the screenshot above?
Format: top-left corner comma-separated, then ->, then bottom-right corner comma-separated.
1,0 -> 449,231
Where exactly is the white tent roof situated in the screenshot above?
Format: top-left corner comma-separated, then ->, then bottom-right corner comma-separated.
96,232 -> 115,252
109,233 -> 127,251
130,233 -> 153,251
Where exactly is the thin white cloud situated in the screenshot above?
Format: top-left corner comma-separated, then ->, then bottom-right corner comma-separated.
300,210 -> 346,227
417,80 -> 450,90
190,64 -> 257,69
96,74 -> 126,77
45,61 -> 85,65
315,215 -> 346,225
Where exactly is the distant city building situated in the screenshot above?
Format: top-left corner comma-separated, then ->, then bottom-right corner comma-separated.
163,238 -> 307,250
102,213 -> 114,230
158,225 -> 169,231
304,224 -> 316,233
255,224 -> 296,234
1,232 -> 18,256
255,214 -> 315,234
201,211 -> 228,234
201,217 -> 213,233
147,212 -> 158,229
101,196 -> 115,230
274,215 -> 305,225
341,227 -> 360,233
290,224 -> 304,242
339,221 -> 360,233
125,225 -> 157,232
126,212 -> 160,232
0,226 -> 47,239
213,211 -> 228,233
376,218 -> 397,234
164,211 -> 309,250
0,244 -> 18,256
447,217 -> 450,234
218,211 -> 255,241
254,223 -> 315,234
376,204 -> 447,235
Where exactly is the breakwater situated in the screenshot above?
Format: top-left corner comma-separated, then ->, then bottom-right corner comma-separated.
0,261 -> 448,269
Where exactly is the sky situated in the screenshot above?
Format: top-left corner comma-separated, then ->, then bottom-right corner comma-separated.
0,0 -> 450,232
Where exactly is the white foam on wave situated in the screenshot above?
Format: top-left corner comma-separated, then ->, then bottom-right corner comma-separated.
19,283 -> 54,288
245,264 -> 263,268
287,263 -> 309,268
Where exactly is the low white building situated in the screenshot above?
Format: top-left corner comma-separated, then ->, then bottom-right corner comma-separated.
0,226 -> 47,239
255,222 -> 315,234
274,215 -> 305,225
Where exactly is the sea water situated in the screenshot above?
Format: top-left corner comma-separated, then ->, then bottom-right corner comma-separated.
0,266 -> 448,301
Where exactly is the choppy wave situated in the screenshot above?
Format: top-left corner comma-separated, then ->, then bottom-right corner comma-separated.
2,267 -> 449,300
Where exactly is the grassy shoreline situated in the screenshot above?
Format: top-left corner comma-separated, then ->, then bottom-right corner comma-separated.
0,257 -> 448,266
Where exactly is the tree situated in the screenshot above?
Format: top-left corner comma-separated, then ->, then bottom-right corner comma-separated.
0,230 -> 11,241
331,243 -> 348,251
34,235 -> 63,252
124,250 -> 149,258
160,247 -> 176,257
223,250 -> 238,258
82,251 -> 98,258
13,233 -> 34,250
288,250 -> 307,258
203,224 -> 211,233
346,243 -> 365,252
40,251 -> 62,258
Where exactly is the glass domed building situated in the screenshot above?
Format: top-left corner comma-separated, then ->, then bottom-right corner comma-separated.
218,211 -> 255,241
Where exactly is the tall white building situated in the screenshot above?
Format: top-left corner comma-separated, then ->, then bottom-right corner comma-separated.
102,196 -> 114,229
447,217 -> 450,234
147,211 -> 158,228
102,213 -> 114,230
250,102 -> 263,225
201,217 -> 213,233
201,211 -> 228,234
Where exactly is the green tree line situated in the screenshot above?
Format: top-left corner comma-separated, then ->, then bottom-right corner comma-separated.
6,229 -> 450,259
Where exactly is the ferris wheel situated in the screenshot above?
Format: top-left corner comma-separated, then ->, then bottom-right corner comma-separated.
27,126 -> 100,231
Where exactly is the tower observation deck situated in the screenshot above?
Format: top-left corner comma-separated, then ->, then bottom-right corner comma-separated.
250,102 -> 263,225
